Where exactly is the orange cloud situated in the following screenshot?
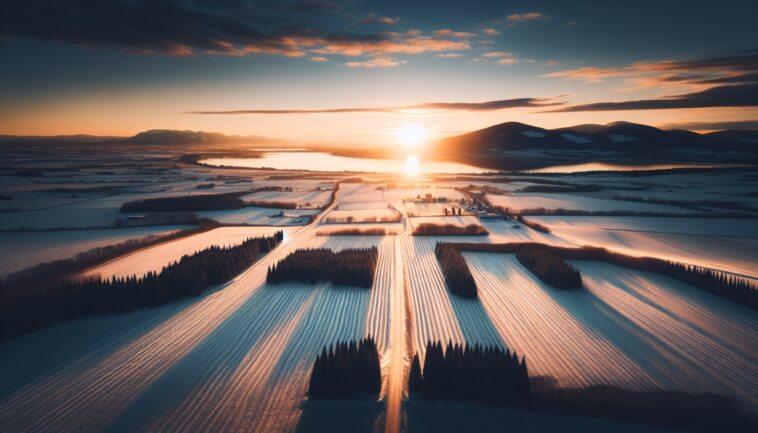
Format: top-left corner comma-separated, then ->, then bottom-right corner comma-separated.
317,37 -> 470,56
506,12 -> 550,25
309,56 -> 329,62
482,51 -> 512,58
482,28 -> 501,36
433,29 -> 476,38
345,57 -> 404,68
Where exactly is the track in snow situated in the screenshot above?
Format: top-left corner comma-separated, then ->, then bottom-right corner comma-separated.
465,253 -> 758,412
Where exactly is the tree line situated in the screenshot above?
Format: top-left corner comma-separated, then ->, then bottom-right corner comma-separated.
414,223 -> 489,236
308,337 -> 382,397
613,195 -> 754,212
516,245 -> 583,289
435,242 -> 478,298
409,341 -> 531,404
0,225 -> 213,292
317,228 -> 393,236
448,242 -> 757,310
512,207 -> 755,218
267,247 -> 378,288
121,191 -> 248,212
0,232 -> 283,341
517,184 -> 603,193
514,215 -> 551,233
246,200 -> 298,209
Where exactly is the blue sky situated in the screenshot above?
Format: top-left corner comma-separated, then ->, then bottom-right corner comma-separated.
0,0 -> 756,143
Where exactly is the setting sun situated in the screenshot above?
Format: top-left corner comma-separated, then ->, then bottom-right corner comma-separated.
396,123 -> 428,148
1,2 -> 756,433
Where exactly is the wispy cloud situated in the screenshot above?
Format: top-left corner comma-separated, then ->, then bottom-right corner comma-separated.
433,29 -> 476,38
482,28 -> 501,36
506,12 -> 551,26
0,0 -> 467,60
657,120 -> 758,131
188,97 -> 563,115
482,51 -> 512,58
345,57 -> 404,68
543,50 -> 758,111
309,56 -> 330,62
547,84 -> 758,112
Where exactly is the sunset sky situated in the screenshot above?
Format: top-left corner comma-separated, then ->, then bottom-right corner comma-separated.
1,0 -> 756,144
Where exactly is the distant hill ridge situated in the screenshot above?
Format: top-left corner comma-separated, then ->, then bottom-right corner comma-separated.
435,120 -> 758,153
0,129 -> 286,146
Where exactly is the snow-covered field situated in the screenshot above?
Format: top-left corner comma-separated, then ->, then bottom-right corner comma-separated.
464,254 -> 758,410
0,226 -> 187,278
83,226 -> 289,279
2,164 -> 757,433
197,207 -> 318,226
336,201 -> 388,211
0,231 -> 394,433
241,189 -> 332,208
531,217 -> 758,281
325,207 -> 399,223
486,193 -> 693,213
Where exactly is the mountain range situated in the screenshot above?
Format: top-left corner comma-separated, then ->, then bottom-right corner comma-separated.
432,121 -> 757,170
0,129 -> 286,147
1,122 -> 755,170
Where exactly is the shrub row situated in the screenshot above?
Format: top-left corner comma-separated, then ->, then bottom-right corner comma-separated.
317,228 -> 392,236
413,223 -> 488,236
515,215 -> 550,233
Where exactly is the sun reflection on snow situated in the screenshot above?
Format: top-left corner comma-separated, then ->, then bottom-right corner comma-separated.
405,155 -> 420,176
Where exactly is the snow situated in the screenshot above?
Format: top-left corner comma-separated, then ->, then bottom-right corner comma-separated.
197,207 -> 318,226
0,229 -> 394,433
530,216 -> 758,281
84,226 -> 288,279
561,133 -> 593,144
0,226 -> 187,278
486,193 -> 695,214
241,189 -> 332,207
521,131 -> 546,138
465,254 -> 758,411
410,215 -> 480,228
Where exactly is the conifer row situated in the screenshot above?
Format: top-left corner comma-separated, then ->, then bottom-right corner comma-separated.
409,341 -> 531,403
435,242 -> 478,298
516,244 -> 582,289
0,231 -> 284,341
308,337 -> 382,397
267,247 -> 378,288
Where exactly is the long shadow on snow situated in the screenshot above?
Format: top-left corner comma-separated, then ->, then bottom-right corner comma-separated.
448,295 -> 506,349
294,399 -> 384,433
265,285 -> 372,389
0,287 -> 210,402
537,260 -> 749,392
98,285 -> 315,433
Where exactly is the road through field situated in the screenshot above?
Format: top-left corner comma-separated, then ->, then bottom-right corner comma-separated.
384,209 -> 411,433
0,185 -> 345,433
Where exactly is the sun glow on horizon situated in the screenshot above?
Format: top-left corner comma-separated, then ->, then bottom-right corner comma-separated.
396,123 -> 429,148
405,155 -> 420,176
